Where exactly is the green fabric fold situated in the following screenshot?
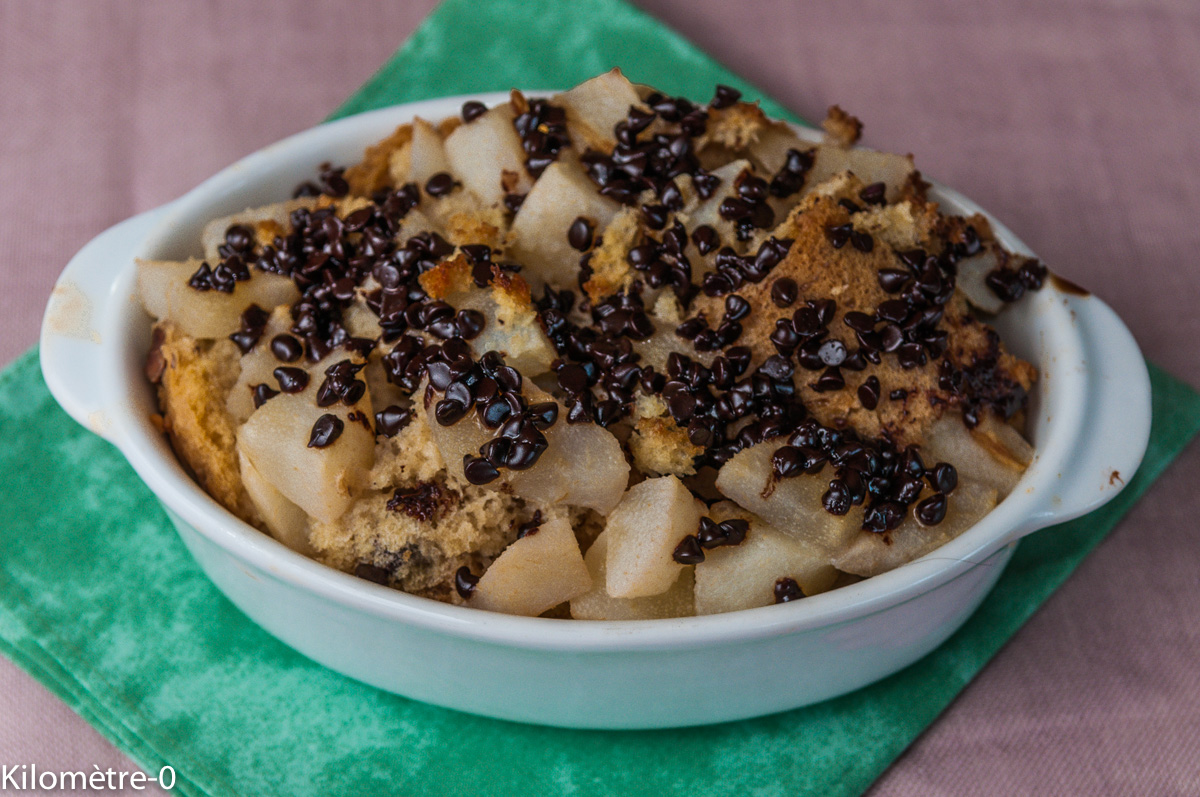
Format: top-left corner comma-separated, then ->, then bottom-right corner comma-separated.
3,1 -> 1198,795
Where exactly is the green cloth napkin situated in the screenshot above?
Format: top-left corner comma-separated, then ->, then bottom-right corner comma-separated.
4,1 -> 1200,795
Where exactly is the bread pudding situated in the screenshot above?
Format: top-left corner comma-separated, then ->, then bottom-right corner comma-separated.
137,71 -> 1046,618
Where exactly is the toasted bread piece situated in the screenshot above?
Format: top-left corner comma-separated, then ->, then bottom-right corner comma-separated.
154,323 -> 258,523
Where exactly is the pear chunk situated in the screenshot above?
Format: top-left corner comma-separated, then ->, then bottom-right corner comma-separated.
571,531 -> 695,620
554,69 -> 644,154
693,504 -> 837,615
833,479 -> 998,577
408,117 -> 453,187
443,103 -> 530,204
136,258 -> 299,340
470,515 -> 592,616
237,449 -> 312,555
507,419 -> 629,514
236,387 -> 374,524
605,476 -> 703,599
806,145 -> 915,203
423,396 -> 628,515
714,441 -> 859,554
200,199 -> 318,265
507,160 -> 621,289
921,414 -> 1032,497
225,306 -> 294,424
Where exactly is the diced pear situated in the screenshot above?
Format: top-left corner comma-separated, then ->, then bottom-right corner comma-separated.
571,531 -> 695,620
507,160 -> 621,289
956,248 -> 1005,314
136,258 -> 299,340
921,413 -> 1031,497
508,419 -> 629,514
425,404 -> 493,483
422,396 -> 627,513
693,503 -> 837,615
681,159 -> 751,251
236,388 -> 374,524
200,199 -> 317,264
226,306 -> 294,424
408,117 -> 452,188
747,122 -> 813,176
470,515 -> 592,617
833,479 -> 998,577
806,145 -> 915,203
554,68 -> 644,153
714,441 -> 859,553
605,475 -> 702,599
443,103 -> 530,204
237,449 -> 312,555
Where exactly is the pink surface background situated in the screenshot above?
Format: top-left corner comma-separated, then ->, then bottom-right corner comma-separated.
1,1 -> 1198,794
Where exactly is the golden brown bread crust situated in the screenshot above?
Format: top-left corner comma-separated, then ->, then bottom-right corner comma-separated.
691,182 -> 1034,447
153,323 -> 259,523
344,122 -> 413,197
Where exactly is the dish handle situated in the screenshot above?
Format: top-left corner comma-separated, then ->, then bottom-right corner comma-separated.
39,206 -> 170,446
1004,291 -> 1152,544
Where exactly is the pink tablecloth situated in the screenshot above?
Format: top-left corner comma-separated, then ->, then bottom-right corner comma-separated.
1,1 -> 1198,794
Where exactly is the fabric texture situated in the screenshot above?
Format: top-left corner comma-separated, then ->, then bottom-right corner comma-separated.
1,0 -> 1199,794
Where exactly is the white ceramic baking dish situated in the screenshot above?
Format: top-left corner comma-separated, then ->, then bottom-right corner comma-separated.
39,92 -> 1151,729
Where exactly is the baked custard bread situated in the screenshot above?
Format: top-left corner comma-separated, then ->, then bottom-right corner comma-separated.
138,71 -> 1048,618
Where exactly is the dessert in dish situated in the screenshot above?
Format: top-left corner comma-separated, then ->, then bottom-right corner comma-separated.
137,70 -> 1045,619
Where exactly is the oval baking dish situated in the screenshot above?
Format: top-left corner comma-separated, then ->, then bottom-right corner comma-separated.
40,92 -> 1151,729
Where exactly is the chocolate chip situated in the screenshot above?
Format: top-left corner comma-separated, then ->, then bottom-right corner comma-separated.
916,493 -> 948,525
724,294 -> 751,322
456,309 -> 486,340
930,462 -> 958,494
863,501 -> 904,532
308,414 -> 344,448
859,182 -> 886,206
857,375 -> 880,410
825,224 -> 852,249
811,366 -> 845,392
463,455 -> 500,485
568,217 -> 595,251
425,172 -> 459,198
774,577 -> 803,603
503,192 -> 526,213
375,405 -> 412,437
710,84 -> 742,109
251,383 -> 278,408
692,224 -> 718,254
771,277 -> 798,308
271,334 -> 304,362
818,339 -> 848,367
274,367 -> 309,393
435,399 -> 468,426
878,269 -> 910,293
455,565 -> 479,598
850,230 -> 874,252
672,535 -> 705,564
641,203 -> 669,230
355,563 -> 391,585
